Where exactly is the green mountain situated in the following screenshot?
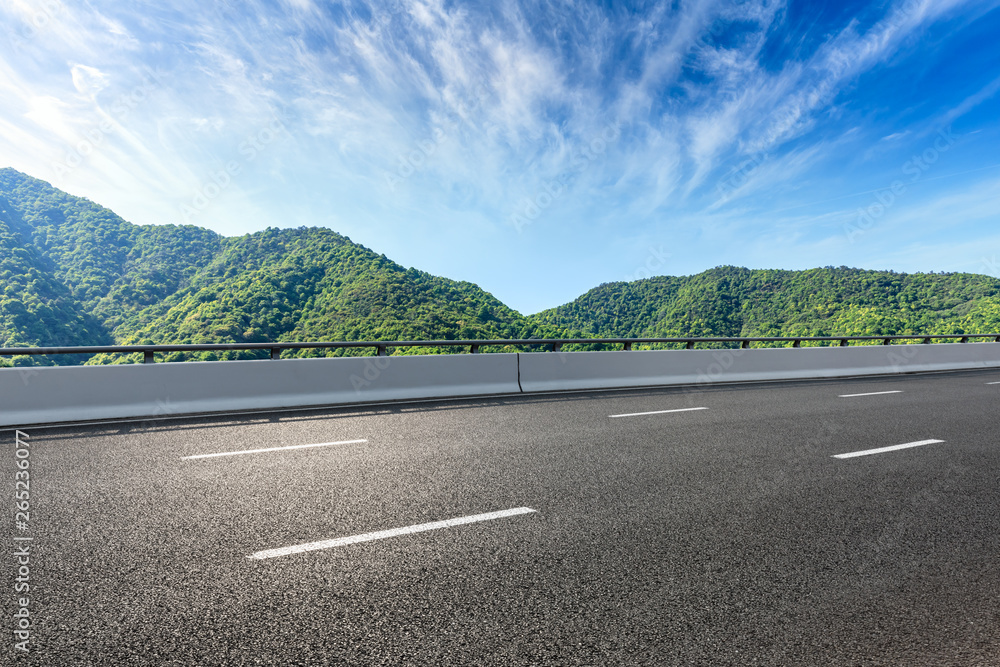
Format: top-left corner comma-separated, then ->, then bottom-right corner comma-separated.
0,194 -> 110,351
1,167 -> 999,366
531,266 -> 1000,344
0,169 -> 571,365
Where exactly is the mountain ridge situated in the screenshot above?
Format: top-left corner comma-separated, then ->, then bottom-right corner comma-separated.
533,266 -> 1000,340
0,168 -> 574,364
1,167 -> 998,366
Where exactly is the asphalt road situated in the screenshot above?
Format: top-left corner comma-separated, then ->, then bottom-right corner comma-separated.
4,368 -> 1000,665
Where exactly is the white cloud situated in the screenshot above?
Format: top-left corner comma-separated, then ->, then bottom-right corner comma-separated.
70,64 -> 110,97
937,73 -> 1000,128
881,132 -> 908,142
0,0 -> 996,311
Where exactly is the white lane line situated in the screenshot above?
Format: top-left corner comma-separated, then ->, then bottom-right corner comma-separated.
832,439 -> 944,459
182,439 -> 366,460
248,507 -> 537,560
838,390 -> 903,398
987,382 -> 1000,385
609,407 -> 708,418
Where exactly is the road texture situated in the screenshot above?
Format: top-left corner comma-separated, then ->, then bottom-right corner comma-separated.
3,368 -> 1000,665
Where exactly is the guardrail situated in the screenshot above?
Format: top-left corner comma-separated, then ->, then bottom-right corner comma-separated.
4,335 -> 1000,427
2,333 -> 1000,363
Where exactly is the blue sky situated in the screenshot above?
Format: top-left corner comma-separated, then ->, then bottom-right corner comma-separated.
1,0 -> 999,314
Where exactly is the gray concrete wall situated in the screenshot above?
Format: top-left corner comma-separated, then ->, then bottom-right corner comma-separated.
2,342 -> 998,426
516,342 -> 1000,393
0,353 -> 520,427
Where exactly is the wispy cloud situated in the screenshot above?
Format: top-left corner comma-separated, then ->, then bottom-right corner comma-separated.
0,0 -> 997,312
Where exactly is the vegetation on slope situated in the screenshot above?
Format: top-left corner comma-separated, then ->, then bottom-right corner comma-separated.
531,266 -> 1000,347
101,226 -> 575,363
0,169 -> 576,365
1,168 -> 998,367
0,195 -> 112,365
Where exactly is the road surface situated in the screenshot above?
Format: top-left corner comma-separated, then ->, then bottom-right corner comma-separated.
4,369 -> 1000,665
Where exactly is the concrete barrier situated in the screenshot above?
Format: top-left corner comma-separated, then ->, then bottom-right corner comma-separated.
2,342 -> 998,426
0,354 -> 520,427
516,343 -> 1000,393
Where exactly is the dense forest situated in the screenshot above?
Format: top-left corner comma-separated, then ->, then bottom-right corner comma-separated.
1,168 -> 999,366
0,169 -> 574,365
533,267 -> 1000,344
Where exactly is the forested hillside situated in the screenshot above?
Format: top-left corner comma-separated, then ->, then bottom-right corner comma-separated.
0,194 -> 110,352
2,167 -> 999,366
0,169 -> 572,365
531,266 -> 1000,341
103,225 -> 574,362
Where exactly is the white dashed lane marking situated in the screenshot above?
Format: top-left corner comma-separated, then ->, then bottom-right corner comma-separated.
248,507 -> 538,560
832,439 -> 944,459
182,439 -> 366,460
609,407 -> 708,418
